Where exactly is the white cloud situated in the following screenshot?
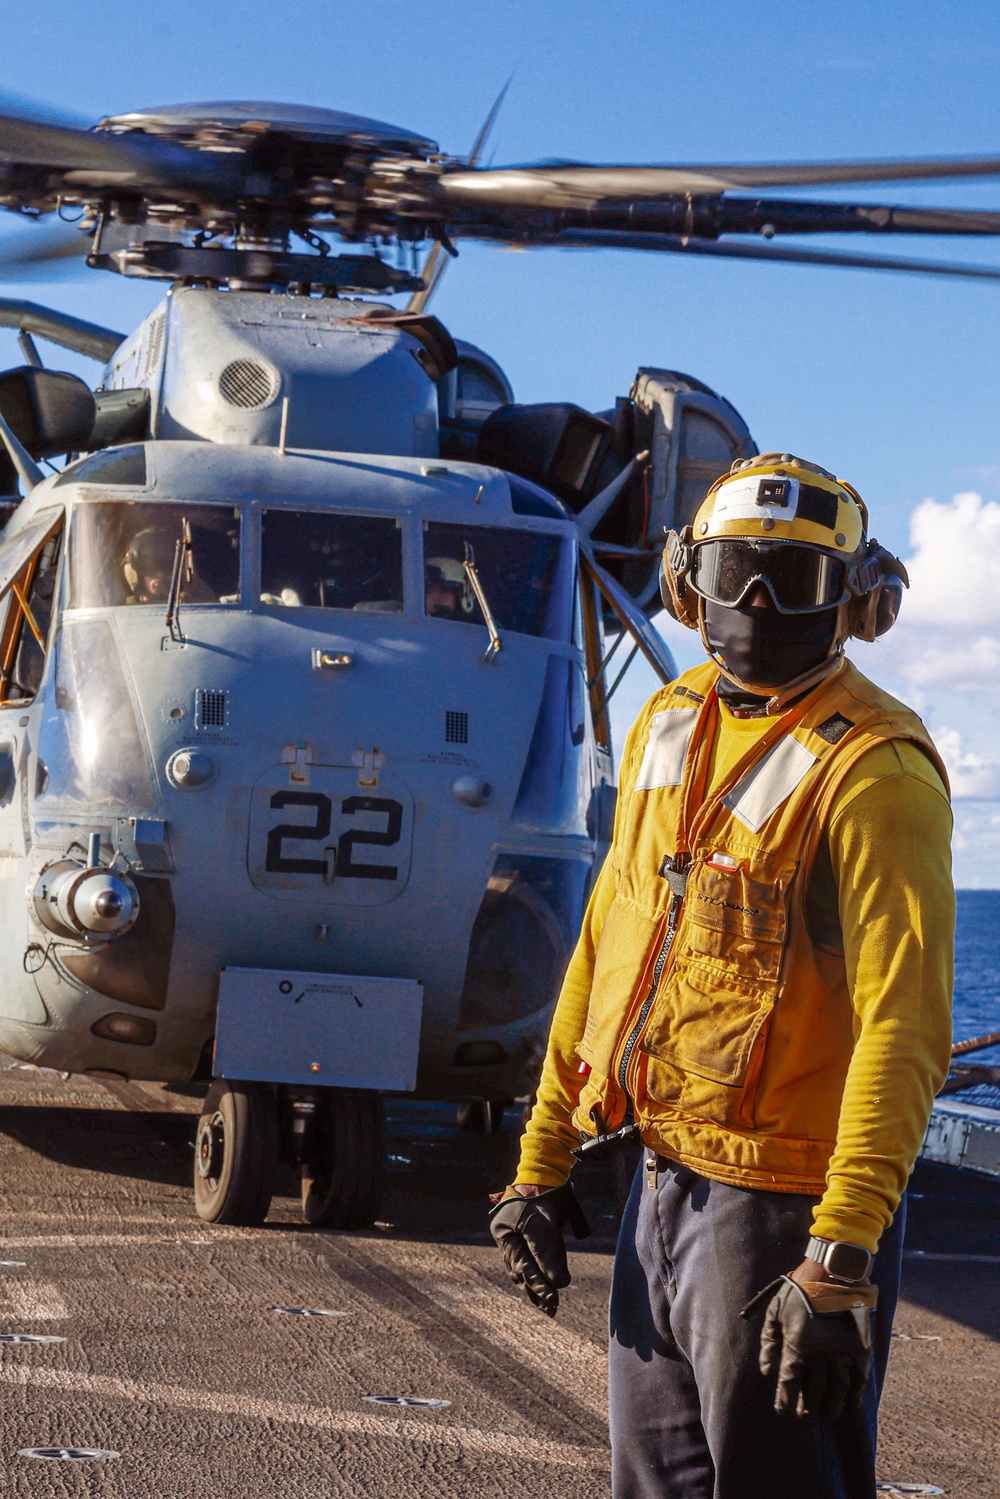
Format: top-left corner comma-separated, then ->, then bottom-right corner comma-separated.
867,491 -> 1000,697
950,804 -> 1000,889
930,727 -> 1000,800
903,492 -> 1000,628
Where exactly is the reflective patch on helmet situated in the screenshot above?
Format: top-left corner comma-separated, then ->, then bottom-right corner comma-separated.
636,708 -> 699,791
815,713 -> 854,745
795,483 -> 840,530
723,735 -> 817,831
712,473 -> 801,526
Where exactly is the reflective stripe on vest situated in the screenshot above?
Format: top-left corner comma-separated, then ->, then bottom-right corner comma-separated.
722,735 -> 818,833
635,708 -> 700,791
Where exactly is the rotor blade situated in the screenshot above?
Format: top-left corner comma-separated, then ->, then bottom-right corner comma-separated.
586,196 -> 1000,238
0,90 -> 132,172
467,77 -> 512,169
407,78 -> 511,313
544,228 -> 1000,281
0,297 -> 123,360
0,219 -> 91,279
0,91 -> 253,194
406,240 -> 446,314
439,155 -> 1000,209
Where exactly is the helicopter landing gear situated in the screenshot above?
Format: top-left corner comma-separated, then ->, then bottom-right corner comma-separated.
456,1099 -> 511,1135
300,1088 -> 386,1229
193,1079 -> 278,1225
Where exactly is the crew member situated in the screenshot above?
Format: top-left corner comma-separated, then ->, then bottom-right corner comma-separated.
490,454 -> 954,1498
123,527 -> 178,603
425,555 -> 469,619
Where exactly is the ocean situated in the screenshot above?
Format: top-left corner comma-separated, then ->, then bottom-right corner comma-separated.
954,890 -> 1000,1064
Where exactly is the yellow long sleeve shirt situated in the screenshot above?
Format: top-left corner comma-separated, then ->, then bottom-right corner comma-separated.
516,695 -> 955,1253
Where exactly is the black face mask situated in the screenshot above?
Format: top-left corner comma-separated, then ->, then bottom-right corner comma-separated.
704,598 -> 840,701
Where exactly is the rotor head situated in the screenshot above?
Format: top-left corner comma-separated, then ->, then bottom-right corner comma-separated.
5,89 -> 1000,293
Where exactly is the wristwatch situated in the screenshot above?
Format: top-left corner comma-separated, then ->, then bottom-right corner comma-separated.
804,1235 -> 873,1284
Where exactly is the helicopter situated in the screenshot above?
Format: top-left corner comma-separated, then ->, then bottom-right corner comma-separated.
0,95 -> 998,1230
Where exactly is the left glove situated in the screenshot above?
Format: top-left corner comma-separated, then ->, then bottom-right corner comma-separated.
742,1275 -> 878,1421
489,1183 -> 591,1317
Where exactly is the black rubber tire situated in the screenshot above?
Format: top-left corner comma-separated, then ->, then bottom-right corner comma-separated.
301,1088 -> 385,1229
457,1099 -> 510,1135
456,1099 -> 510,1135
193,1079 -> 278,1225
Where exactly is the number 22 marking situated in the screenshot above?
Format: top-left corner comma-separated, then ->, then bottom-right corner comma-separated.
264,791 -> 403,880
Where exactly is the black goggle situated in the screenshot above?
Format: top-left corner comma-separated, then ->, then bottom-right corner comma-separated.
687,539 -> 849,614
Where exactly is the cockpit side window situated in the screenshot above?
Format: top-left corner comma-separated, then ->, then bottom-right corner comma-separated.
69,502 -> 240,608
260,510 -> 403,613
0,518 -> 63,706
423,522 -> 574,642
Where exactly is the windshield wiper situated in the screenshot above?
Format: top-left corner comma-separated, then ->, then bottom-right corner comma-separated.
165,517 -> 193,643
462,542 -> 503,662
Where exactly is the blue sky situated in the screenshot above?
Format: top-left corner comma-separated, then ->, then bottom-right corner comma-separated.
2,0 -> 1000,882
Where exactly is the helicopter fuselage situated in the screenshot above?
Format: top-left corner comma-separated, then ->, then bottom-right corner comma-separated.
0,439 -> 618,1105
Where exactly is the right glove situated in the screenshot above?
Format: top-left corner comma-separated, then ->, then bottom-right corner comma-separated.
742,1275 -> 878,1421
489,1183 -> 591,1317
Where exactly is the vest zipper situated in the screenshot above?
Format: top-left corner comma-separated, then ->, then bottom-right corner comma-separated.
617,855 -> 689,1093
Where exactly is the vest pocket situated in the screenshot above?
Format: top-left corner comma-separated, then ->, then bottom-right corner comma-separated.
640,959 -> 776,1128
680,864 -> 788,985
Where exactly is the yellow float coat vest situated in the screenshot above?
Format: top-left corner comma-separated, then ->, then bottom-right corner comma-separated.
574,657 -> 948,1194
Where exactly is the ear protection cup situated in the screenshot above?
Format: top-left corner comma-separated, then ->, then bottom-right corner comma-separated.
848,543 -> 908,642
873,574 -> 905,636
659,528 -> 700,630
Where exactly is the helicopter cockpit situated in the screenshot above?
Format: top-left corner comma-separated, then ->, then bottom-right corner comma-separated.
70,503 -> 241,609
49,482 -> 577,640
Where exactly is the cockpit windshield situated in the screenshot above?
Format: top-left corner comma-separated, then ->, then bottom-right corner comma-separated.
423,523 -> 574,641
69,502 -> 240,608
260,510 -> 403,612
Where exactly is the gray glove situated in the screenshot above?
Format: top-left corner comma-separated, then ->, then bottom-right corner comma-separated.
742,1275 -> 878,1421
489,1184 -> 591,1317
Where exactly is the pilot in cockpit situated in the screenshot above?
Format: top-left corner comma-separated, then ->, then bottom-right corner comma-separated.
123,527 -> 178,604
425,556 -> 470,620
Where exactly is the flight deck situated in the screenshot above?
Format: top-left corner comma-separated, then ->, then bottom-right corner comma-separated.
0,1058 -> 995,1497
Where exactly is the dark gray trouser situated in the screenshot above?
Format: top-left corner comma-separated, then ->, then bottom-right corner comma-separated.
608,1157 -> 904,1499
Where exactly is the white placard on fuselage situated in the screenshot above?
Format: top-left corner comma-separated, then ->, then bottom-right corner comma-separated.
215,967 -> 423,1090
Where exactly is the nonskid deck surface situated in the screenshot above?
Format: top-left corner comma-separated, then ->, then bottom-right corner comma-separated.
0,1061 -> 994,1498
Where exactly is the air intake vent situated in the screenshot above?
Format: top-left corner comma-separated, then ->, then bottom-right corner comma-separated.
218,359 -> 278,410
445,710 -> 468,744
195,689 -> 228,731
143,315 -> 165,379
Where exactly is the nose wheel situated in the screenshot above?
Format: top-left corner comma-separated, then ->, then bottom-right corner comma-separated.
193,1079 -> 278,1225
300,1088 -> 385,1228
456,1099 -> 510,1134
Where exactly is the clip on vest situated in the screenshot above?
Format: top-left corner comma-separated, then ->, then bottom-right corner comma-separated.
659,852 -> 690,899
572,1122 -> 642,1165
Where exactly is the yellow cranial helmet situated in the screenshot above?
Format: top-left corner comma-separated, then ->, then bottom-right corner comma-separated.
693,454 -> 865,555
661,452 -> 907,646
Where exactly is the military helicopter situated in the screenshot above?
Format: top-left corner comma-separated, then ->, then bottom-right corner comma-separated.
0,94 -> 999,1230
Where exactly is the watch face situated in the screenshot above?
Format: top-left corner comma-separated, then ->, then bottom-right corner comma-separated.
826,1242 -> 871,1281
